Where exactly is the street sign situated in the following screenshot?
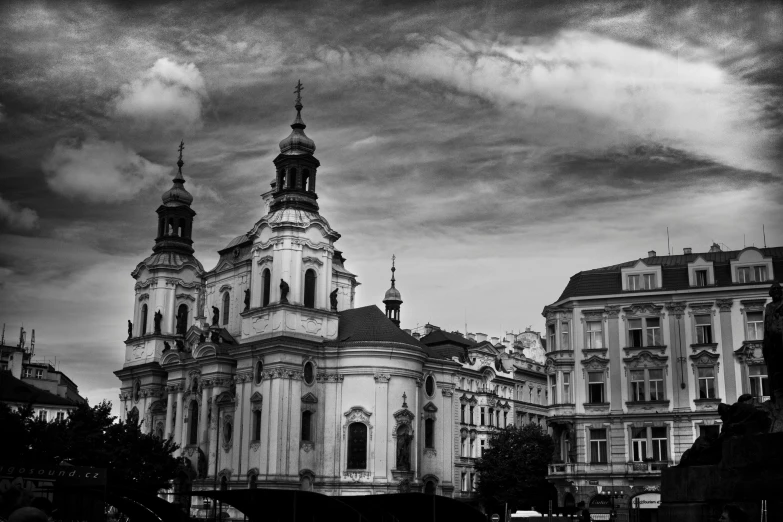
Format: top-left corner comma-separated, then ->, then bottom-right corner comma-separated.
491,514 -> 500,522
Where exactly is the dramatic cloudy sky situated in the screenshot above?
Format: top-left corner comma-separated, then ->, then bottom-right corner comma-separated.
1,0 -> 782,411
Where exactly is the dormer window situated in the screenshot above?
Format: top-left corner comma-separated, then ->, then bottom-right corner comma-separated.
754,266 -> 767,282
643,273 -> 656,289
731,248 -> 774,284
738,267 -> 750,283
695,270 -> 708,287
628,275 -> 640,291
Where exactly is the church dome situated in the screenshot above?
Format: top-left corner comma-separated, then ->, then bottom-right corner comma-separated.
384,286 -> 402,302
162,156 -> 193,206
278,103 -> 316,156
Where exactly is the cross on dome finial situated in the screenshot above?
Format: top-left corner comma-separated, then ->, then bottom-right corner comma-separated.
177,140 -> 185,172
294,80 -> 303,106
391,254 -> 396,287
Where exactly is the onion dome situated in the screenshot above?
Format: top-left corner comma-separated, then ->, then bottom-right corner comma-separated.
278,81 -> 316,155
162,142 -> 193,206
383,255 -> 402,327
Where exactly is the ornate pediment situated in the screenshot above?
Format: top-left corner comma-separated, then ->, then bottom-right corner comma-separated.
257,255 -> 273,265
176,293 -> 196,302
250,391 -> 263,403
301,392 -> 318,404
302,256 -> 324,266
219,284 -> 232,293
580,355 -> 610,370
423,401 -> 438,413
582,308 -> 605,321
215,391 -> 234,404
740,299 -> 767,312
623,351 -> 668,368
161,352 -> 181,365
690,350 -> 720,364
344,406 -> 372,422
623,303 -> 664,316
393,408 -> 415,422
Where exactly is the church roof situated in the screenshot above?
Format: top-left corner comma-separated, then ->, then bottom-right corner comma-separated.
334,305 -> 425,347
0,371 -> 78,408
419,329 -> 476,361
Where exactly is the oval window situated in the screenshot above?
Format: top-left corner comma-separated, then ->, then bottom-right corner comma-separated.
304,361 -> 314,385
224,421 -> 233,444
425,375 -> 435,396
255,360 -> 264,384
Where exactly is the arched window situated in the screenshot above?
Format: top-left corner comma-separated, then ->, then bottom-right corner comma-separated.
262,269 -> 271,307
222,293 -> 230,326
301,411 -> 312,442
425,418 -> 435,448
158,218 -> 164,237
253,410 -> 262,441
347,422 -> 367,469
188,401 -> 199,445
178,218 -> 186,237
134,381 -> 141,402
288,168 -> 297,189
425,375 -> 435,397
177,304 -> 189,335
249,474 -> 257,489
304,269 -> 316,308
255,360 -> 264,384
302,169 -> 310,191
303,361 -> 314,385
220,476 -> 228,491
279,170 -> 286,190
141,304 -> 148,335
424,480 -> 436,495
167,218 -> 175,235
155,426 -> 163,439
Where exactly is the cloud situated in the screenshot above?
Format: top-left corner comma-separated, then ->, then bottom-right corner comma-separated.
317,29 -> 779,173
113,58 -> 208,132
42,137 -> 169,203
0,194 -> 39,231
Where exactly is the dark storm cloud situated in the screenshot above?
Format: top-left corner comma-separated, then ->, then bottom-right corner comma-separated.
1,0 -> 782,412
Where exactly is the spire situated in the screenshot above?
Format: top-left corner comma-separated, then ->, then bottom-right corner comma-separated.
383,254 -> 403,327
162,140 -> 193,206
279,80 -> 316,155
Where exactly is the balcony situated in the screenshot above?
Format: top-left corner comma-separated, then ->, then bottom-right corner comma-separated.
627,461 -> 671,473
548,463 -> 576,475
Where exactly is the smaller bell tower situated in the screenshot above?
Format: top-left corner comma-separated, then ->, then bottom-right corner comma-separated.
383,255 -> 403,327
154,141 -> 196,255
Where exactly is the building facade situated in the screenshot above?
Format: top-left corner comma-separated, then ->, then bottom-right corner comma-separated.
114,90 -> 547,517
543,245 -> 780,521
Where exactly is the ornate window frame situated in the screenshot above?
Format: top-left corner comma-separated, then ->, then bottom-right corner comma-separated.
739,299 -> 767,341
687,256 -> 715,287
423,402 -> 437,455
250,392 -> 263,449
582,309 -> 606,353
581,355 -> 610,409
254,360 -> 264,385
622,303 -> 665,350
301,263 -> 321,307
620,260 -> 662,291
543,307 -> 574,352
302,358 -> 316,387
424,372 -> 436,398
690,350 -> 721,406
729,248 -> 774,283
623,351 -> 669,406
343,406 -> 373,471
301,392 -> 317,450
734,341 -> 768,400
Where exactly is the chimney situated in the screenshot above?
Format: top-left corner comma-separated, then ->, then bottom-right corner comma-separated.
424,323 -> 439,335
683,247 -> 692,255
648,250 -> 656,257
413,333 -> 421,340
475,333 -> 487,342
467,333 -> 476,341
491,336 -> 499,344
709,243 -> 722,253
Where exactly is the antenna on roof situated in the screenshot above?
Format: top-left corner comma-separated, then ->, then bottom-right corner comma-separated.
667,227 -> 670,256
1,324 -> 4,345
30,329 -> 35,358
763,224 -> 767,248
744,234 -> 746,248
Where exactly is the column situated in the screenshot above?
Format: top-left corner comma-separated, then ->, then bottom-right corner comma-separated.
174,387 -> 184,456
165,387 -> 175,438
442,387 -> 454,489
373,374 -> 390,480
666,302 -> 690,411
267,373 -> 281,475
199,381 -> 210,451
606,306 -> 622,412
237,376 -> 252,478
717,299 -> 737,403
291,243 -> 303,305
414,378 -> 421,480
208,383 -> 223,478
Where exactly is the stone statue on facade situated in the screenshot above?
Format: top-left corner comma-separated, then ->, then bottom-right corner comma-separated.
127,320 -> 133,339
280,279 -> 289,303
211,306 -> 219,326
396,427 -> 413,470
210,330 -> 221,343
764,282 -> 783,403
163,341 -> 171,352
154,310 -> 162,334
244,288 -> 251,311
199,332 -> 206,343
176,339 -> 185,352
197,448 -> 208,479
330,288 -> 339,311
197,286 -> 205,318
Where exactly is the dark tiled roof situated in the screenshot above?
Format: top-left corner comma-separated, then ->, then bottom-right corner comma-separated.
0,371 -> 77,407
419,330 -> 476,361
334,306 -> 425,348
420,330 -> 475,348
555,246 -> 783,303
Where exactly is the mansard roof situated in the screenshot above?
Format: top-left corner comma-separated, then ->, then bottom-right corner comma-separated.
333,305 -> 424,348
554,246 -> 783,303
419,329 -> 475,361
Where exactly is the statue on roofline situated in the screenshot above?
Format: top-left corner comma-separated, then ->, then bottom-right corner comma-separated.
330,288 -> 339,311
154,310 -> 163,334
211,306 -> 219,326
280,279 -> 289,303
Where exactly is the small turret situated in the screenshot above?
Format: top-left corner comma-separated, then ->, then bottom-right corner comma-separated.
383,255 -> 403,327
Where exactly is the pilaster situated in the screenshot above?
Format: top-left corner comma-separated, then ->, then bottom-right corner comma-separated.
607,309 -> 622,412
373,373 -> 390,481
717,299 -> 737,403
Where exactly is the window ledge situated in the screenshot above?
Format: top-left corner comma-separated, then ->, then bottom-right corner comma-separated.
583,402 -> 610,409
694,398 -> 721,403
626,400 -> 670,406
690,343 -> 718,351
623,345 -> 667,351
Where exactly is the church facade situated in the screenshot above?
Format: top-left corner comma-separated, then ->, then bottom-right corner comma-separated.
114,89 -> 547,512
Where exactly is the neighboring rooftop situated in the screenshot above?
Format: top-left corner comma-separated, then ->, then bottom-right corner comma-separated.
554,246 -> 783,303
0,371 -> 78,408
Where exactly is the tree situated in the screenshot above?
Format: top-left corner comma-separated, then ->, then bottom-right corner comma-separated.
474,424 -> 556,513
0,400 -> 180,493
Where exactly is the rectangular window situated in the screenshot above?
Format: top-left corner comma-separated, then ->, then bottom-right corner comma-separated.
488,408 -> 494,427
747,312 -> 764,340
643,273 -> 656,289
301,411 -> 312,442
480,408 -> 485,426
461,404 -> 465,423
629,319 -> 643,347
480,439 -> 485,457
35,369 -> 43,379
587,321 -> 603,349
754,265 -> 767,282
695,270 -> 708,287
469,406 -> 475,424
590,429 -> 607,463
630,370 -> 646,402
550,374 -> 557,405
461,472 -> 467,492
588,372 -> 605,403
503,411 -> 508,427
737,267 -> 751,283
651,427 -> 668,461
561,322 -> 570,350
649,369 -> 664,401
749,365 -> 770,401
56,411 -> 65,421
468,472 -> 474,491
563,373 -> 571,403
697,367 -> 716,399
38,410 -> 47,421
695,315 -> 713,344
547,324 -> 556,351
645,318 -> 661,346
469,438 -> 475,458
253,410 -> 262,440
627,275 -> 640,291
631,427 -> 647,462
23,368 -> 32,378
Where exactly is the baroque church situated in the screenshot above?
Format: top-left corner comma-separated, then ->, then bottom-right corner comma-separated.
115,86 -> 548,509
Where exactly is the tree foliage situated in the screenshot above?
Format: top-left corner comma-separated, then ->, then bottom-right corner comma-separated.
474,423 -> 555,512
0,400 -> 180,493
